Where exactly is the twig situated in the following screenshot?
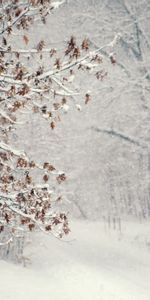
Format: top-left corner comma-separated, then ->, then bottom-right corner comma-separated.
0,6 -> 30,35
38,42 -> 111,80
0,237 -> 13,246
0,142 -> 27,157
91,127 -> 149,150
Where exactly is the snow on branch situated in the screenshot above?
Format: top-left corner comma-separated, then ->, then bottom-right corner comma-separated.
38,42 -> 112,80
0,237 -> 13,246
0,109 -> 24,124
0,47 -> 57,54
0,6 -> 30,35
0,142 -> 27,157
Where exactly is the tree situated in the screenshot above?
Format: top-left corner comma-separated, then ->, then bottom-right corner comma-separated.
0,0 -> 119,257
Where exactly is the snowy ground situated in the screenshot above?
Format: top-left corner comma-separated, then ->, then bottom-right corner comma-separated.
0,220 -> 150,300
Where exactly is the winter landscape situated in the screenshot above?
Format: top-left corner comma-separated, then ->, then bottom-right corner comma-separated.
0,0 -> 150,299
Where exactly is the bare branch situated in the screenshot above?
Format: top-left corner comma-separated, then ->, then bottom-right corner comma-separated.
91,127 -> 149,150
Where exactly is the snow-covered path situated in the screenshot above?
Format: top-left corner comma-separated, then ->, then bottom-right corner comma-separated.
0,220 -> 150,300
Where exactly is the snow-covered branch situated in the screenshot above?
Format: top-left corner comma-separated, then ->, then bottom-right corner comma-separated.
0,237 -> 13,246
0,142 -> 27,157
0,47 -> 56,54
38,42 -> 111,80
0,6 -> 30,35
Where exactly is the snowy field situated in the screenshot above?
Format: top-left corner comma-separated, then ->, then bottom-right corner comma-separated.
0,220 -> 150,300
